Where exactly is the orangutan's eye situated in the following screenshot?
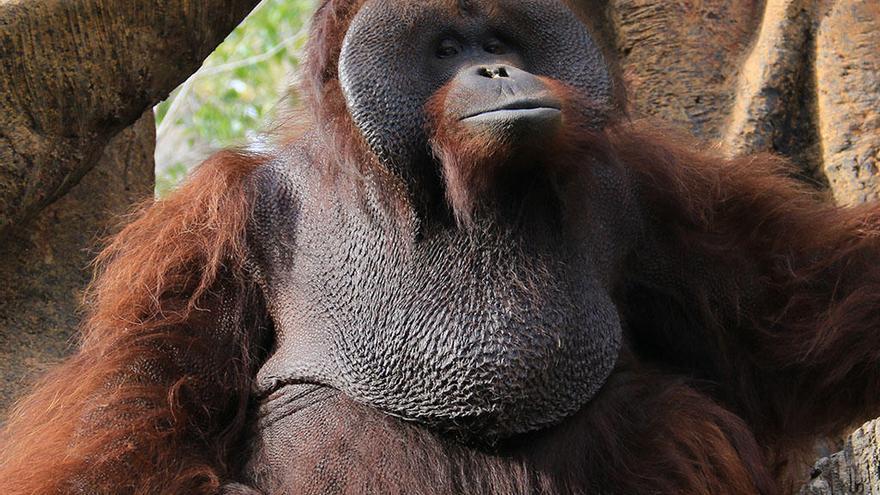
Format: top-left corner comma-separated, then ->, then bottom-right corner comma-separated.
436,39 -> 461,59
484,40 -> 506,55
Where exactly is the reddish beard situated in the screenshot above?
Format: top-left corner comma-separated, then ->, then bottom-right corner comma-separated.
426,79 -> 608,227
428,118 -> 516,226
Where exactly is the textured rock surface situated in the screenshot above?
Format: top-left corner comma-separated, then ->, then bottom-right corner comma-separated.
800,419 -> 880,495
815,2 -> 880,205
0,112 -> 153,409
0,0 -> 260,410
576,0 -> 880,192
607,0 -> 764,140
720,0 -> 815,160
0,0 -> 261,233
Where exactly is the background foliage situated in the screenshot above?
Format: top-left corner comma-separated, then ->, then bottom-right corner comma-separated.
153,0 -> 316,195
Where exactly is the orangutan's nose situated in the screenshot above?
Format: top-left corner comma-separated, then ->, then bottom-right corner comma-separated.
477,65 -> 511,79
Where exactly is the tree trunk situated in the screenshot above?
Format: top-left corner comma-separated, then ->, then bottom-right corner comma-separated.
0,0 -> 260,409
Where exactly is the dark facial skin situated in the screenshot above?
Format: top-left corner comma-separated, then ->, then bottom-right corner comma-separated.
338,0 -> 612,173
449,64 -> 563,134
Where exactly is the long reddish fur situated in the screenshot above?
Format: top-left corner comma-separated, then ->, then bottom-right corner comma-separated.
2,120 -> 879,495
0,151 -> 266,494
600,123 -> 880,484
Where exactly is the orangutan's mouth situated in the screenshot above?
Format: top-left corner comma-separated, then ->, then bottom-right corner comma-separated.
461,96 -> 562,121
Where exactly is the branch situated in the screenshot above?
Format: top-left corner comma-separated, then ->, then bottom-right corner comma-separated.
0,0 -> 261,232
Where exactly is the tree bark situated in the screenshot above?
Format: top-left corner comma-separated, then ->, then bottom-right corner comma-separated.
0,0 -> 261,233
0,0 -> 260,409
0,110 -> 154,408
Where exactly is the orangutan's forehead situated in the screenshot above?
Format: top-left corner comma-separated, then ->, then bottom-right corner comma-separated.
353,0 -> 514,20
455,0 -> 494,16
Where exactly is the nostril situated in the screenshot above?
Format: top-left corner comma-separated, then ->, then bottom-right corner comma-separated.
477,66 -> 510,79
477,67 -> 494,78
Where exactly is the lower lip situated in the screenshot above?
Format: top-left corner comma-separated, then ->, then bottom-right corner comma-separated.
461,107 -> 562,123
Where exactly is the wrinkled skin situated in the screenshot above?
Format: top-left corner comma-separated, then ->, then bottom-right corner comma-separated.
244,0 -> 643,488
249,0 -> 628,446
